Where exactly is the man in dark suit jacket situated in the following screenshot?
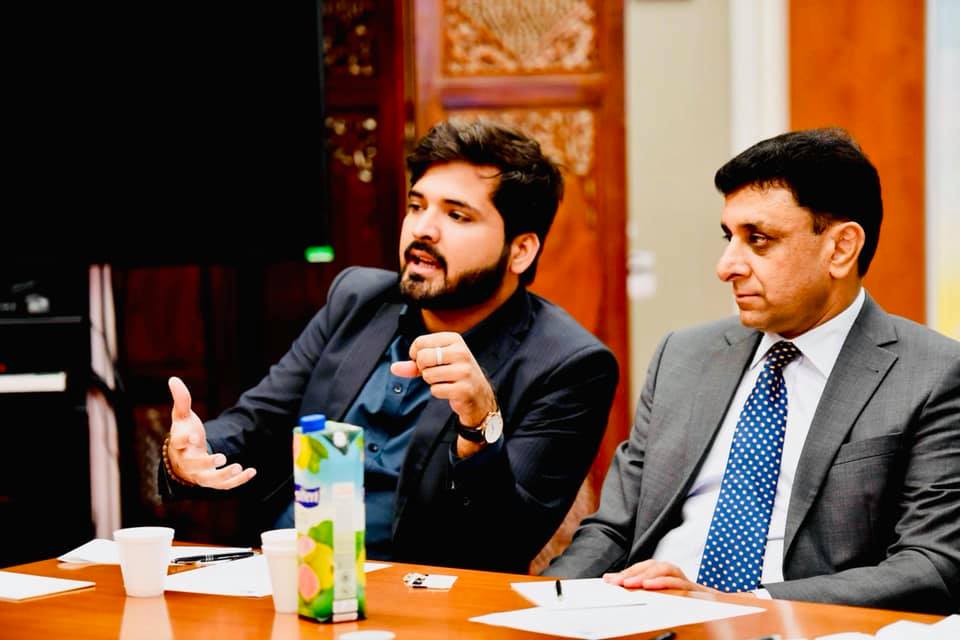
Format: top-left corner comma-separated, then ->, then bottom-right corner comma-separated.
546,129 -> 959,614
160,120 -> 619,573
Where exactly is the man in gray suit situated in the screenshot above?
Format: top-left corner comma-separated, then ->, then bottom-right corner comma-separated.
546,128 -> 959,614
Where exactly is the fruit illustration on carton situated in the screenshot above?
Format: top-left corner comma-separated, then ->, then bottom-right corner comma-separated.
293,415 -> 366,622
294,432 -> 328,473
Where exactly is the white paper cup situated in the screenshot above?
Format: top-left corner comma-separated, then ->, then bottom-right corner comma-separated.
262,543 -> 298,613
113,527 -> 175,597
260,528 -> 296,549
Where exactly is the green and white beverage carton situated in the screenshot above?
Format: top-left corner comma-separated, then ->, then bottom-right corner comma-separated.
293,414 -> 366,622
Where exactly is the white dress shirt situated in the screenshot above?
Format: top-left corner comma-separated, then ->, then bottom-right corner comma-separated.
651,288 -> 865,585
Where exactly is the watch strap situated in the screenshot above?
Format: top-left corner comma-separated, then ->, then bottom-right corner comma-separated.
455,420 -> 487,442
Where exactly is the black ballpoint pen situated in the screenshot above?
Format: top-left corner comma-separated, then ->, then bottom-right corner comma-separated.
172,551 -> 255,564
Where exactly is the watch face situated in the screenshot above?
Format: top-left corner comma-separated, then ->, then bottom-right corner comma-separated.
484,412 -> 503,443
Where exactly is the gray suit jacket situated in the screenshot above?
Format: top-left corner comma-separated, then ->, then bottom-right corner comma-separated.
546,294 -> 960,614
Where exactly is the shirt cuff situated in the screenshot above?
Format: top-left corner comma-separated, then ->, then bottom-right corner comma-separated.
753,588 -> 773,599
448,434 -> 504,474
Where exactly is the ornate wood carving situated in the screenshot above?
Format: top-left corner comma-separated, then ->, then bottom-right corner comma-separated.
449,109 -> 596,227
326,114 -> 379,183
323,0 -> 376,77
445,0 -> 597,75
449,107 -> 601,338
324,110 -> 394,278
449,109 -> 594,176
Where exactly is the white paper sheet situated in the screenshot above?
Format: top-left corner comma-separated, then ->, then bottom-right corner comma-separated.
471,579 -> 764,639
816,614 -> 960,640
58,539 -> 251,565
875,620 -> 941,640
164,555 -> 271,597
0,571 -> 95,601
932,615 -> 960,634
513,578 -> 653,609
162,556 -> 394,598
408,574 -> 457,590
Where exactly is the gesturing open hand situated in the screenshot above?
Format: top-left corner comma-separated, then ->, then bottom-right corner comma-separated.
165,376 -> 257,489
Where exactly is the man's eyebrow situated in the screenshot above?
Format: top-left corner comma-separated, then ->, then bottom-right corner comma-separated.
723,221 -> 782,234
441,198 -> 480,213
744,221 -> 783,234
407,191 -> 481,214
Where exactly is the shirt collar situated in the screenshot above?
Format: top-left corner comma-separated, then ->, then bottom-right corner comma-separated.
460,284 -> 529,350
397,303 -> 427,340
751,288 -> 865,378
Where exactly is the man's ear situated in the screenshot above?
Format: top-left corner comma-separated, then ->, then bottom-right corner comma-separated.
828,221 -> 865,279
508,233 -> 540,277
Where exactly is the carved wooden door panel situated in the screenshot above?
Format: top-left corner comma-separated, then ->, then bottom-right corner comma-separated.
411,0 -> 629,540
323,0 -> 408,277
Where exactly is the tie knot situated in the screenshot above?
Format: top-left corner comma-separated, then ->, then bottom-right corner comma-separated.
764,340 -> 801,372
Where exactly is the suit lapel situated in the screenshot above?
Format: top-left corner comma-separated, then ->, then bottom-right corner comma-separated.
635,325 -> 759,553
394,292 -> 528,523
783,296 -> 899,560
683,327 -> 761,474
325,301 -> 403,420
679,327 -> 760,488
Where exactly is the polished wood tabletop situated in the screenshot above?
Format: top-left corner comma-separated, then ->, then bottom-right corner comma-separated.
0,553 -> 944,639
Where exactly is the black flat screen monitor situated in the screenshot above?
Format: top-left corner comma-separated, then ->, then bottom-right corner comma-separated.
8,1 -> 330,266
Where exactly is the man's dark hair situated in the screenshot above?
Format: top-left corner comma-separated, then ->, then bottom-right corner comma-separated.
406,120 -> 564,285
714,128 -> 883,276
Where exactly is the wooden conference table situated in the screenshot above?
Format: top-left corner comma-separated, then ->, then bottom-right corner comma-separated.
0,554 -> 944,639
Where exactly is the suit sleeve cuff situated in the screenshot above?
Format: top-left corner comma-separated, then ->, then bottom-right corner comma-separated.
448,434 -> 504,475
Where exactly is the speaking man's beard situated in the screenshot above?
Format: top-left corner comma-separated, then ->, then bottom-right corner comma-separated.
399,241 -> 511,310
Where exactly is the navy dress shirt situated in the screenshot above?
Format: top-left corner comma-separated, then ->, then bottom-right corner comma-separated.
274,307 -> 431,560
274,300 -> 510,559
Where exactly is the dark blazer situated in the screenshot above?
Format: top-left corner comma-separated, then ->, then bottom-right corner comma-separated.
545,294 -> 960,614
167,266 -> 618,573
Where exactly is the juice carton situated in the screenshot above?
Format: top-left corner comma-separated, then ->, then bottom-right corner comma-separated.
293,414 -> 366,622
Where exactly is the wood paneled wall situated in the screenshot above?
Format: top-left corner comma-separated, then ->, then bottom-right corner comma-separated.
790,0 -> 925,322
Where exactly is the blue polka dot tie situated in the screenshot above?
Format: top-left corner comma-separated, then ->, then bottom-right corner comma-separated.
696,340 -> 801,592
